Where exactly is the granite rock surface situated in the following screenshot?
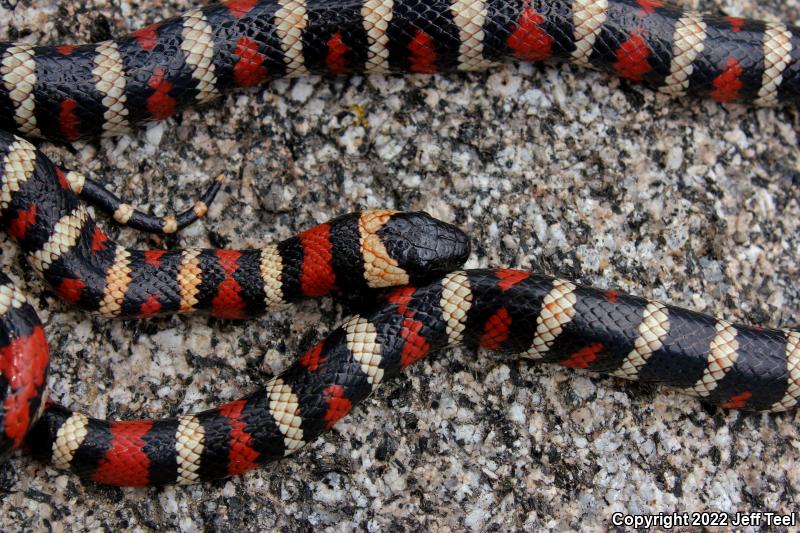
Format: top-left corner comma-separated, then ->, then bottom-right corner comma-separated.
1,0 -> 800,530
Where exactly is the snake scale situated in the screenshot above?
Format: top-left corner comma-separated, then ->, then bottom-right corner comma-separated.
0,0 -> 798,486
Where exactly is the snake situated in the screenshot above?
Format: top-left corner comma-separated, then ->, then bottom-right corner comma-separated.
0,129 -> 470,462
1,0 -> 799,142
0,0 -> 798,486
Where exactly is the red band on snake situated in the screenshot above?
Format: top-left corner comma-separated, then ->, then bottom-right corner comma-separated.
0,0 -> 798,143
0,129 -> 470,465
21,269 -> 800,486
0,0 -> 798,486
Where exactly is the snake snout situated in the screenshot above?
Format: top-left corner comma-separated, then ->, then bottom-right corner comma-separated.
379,211 -> 470,281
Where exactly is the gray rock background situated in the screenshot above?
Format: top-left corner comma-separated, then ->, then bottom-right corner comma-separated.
2,0 -> 800,530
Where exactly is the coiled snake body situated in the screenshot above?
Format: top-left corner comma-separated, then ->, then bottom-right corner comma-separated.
0,0 -> 798,486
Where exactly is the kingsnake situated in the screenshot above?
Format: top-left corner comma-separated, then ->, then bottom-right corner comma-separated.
1,0 -> 800,142
20,264 -> 800,486
0,126 -> 470,455
0,0 -> 797,487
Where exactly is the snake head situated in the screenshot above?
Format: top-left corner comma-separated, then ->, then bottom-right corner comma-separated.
374,211 -> 470,285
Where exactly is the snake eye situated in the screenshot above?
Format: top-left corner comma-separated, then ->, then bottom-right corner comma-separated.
376,211 -> 470,282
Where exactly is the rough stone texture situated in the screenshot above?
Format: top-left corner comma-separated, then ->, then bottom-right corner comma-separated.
2,0 -> 800,531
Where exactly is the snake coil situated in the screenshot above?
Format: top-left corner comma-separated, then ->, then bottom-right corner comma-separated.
0,0 -> 798,486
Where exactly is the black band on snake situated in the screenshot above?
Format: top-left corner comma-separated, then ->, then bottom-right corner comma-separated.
1,131 -> 797,486
0,0 -> 798,487
0,129 -> 469,460
22,268 -> 800,486
0,0 -> 798,144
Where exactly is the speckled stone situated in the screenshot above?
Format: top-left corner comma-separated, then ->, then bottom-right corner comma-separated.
2,0 -> 800,531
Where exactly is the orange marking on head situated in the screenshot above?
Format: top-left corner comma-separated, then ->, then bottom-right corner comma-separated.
139,294 -> 162,317
298,223 -> 336,297
92,421 -> 153,486
299,341 -> 325,371
409,29 -> 437,73
400,317 -> 431,368
90,228 -> 110,253
725,16 -> 744,32
7,204 -> 36,241
132,24 -> 160,51
326,32 -> 350,74
144,250 -> 167,267
710,57 -> 743,102
146,67 -> 177,120
225,0 -> 259,17
479,308 -> 512,350
57,278 -> 85,304
506,8 -> 553,62
636,0 -> 663,14
562,343 -> 603,369
613,32 -> 652,82
605,290 -> 620,303
496,270 -> 529,291
233,36 -> 269,87
59,99 -> 81,142
218,399 -> 260,476
323,385 -> 352,429
719,391 -> 752,409
0,326 -> 49,447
